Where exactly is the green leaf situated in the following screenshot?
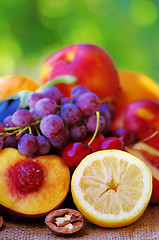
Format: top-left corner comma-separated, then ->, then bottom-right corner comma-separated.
3,90 -> 32,109
36,75 -> 77,92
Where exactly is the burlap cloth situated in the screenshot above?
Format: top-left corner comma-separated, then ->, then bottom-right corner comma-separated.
0,203 -> 158,240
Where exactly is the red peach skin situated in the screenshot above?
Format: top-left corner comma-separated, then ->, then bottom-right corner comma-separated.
41,44 -> 121,101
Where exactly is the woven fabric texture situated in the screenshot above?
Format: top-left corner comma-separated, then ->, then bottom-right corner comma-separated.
0,205 -> 159,240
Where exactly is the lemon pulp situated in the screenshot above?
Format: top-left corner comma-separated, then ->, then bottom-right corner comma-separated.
71,150 -> 152,227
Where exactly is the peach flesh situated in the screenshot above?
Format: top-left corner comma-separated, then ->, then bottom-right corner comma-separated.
0,148 -> 70,217
126,142 -> 159,204
7,159 -> 44,197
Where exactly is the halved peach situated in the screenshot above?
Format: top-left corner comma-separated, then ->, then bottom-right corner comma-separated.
0,148 -> 70,217
126,142 -> 159,204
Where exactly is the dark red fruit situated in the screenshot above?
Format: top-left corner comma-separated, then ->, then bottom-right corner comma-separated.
111,128 -> 137,146
61,142 -> 91,169
83,134 -> 105,152
0,122 -> 4,133
98,137 -> 125,151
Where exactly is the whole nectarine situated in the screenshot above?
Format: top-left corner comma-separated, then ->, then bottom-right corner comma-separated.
112,99 -> 159,149
41,44 -> 121,101
115,71 -> 159,110
0,75 -> 39,100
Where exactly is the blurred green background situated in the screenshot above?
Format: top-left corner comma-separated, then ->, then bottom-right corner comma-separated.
0,0 -> 159,83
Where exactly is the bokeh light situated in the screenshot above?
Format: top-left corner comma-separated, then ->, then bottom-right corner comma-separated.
86,0 -> 115,17
59,18 -> 103,45
0,0 -> 159,83
0,36 -> 21,75
0,17 -> 11,36
38,0 -> 69,19
129,0 -> 158,27
1,0 -> 28,7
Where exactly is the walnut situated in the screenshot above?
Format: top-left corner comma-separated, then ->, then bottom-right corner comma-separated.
45,208 -> 84,235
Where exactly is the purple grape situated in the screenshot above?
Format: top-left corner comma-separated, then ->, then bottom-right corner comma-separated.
18,134 -> 38,156
60,103 -> 82,125
71,85 -> 89,95
34,97 -> 58,118
32,111 -> 41,118
0,136 -> 3,150
12,109 -> 33,127
70,122 -> 87,141
98,104 -> 110,120
40,114 -> 64,138
106,103 -> 115,120
49,127 -> 70,149
98,104 -> 112,134
3,134 -> 18,148
71,85 -> 89,101
76,92 -> 100,116
3,115 -> 15,128
0,122 -> 4,132
42,86 -> 64,104
28,92 -> 44,110
35,135 -> 51,155
61,97 -> 73,105
86,114 -> 106,134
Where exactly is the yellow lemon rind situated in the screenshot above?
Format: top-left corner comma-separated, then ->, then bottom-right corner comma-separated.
71,150 -> 152,228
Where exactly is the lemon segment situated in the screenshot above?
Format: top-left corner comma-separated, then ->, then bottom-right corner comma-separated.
71,150 -> 152,228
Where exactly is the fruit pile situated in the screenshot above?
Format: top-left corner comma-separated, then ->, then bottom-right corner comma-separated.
0,86 -> 105,152
0,84 -> 139,170
0,43 -> 158,233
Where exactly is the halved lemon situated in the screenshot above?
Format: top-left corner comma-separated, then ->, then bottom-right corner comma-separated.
71,150 -> 152,228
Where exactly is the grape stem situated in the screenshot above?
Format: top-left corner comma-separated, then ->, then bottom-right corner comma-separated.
35,125 -> 41,136
141,130 -> 159,142
127,130 -> 159,148
0,119 -> 41,138
88,111 -> 100,146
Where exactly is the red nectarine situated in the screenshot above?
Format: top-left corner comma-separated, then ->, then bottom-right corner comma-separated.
41,44 -> 121,102
112,99 -> 159,149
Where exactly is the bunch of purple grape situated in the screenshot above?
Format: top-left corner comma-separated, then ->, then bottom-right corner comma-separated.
0,85 -> 114,156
